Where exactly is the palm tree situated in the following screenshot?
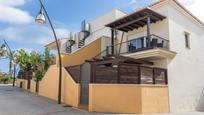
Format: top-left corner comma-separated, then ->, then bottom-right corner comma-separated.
0,44 -> 7,58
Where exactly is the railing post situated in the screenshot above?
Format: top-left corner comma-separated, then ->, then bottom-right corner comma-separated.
117,63 -> 120,84
138,66 -> 141,84
165,69 -> 168,84
111,29 -> 115,55
106,46 -> 109,56
90,63 -> 96,83
153,68 -> 156,84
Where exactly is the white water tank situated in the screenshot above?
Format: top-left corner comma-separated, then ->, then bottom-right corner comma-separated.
81,20 -> 90,32
78,32 -> 85,41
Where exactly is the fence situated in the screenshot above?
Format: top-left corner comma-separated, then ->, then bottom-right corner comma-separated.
91,63 -> 168,85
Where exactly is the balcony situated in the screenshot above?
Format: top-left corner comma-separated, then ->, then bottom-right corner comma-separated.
103,34 -> 176,60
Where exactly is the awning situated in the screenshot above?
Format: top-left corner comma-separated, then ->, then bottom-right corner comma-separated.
106,8 -> 166,32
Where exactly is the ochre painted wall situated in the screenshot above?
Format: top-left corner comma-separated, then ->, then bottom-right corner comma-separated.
89,84 -> 169,114
56,38 -> 101,67
16,79 -> 27,90
15,79 -> 21,87
141,86 -> 169,114
38,65 -> 59,101
61,68 -> 80,107
30,80 -> 36,93
38,65 -> 80,107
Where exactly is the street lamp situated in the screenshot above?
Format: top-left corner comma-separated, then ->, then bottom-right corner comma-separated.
3,40 -> 16,87
12,57 -> 17,87
35,0 -> 62,104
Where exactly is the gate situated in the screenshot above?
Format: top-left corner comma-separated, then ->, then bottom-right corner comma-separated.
80,63 -> 91,105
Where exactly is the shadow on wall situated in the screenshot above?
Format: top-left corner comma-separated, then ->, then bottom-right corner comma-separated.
196,88 -> 204,111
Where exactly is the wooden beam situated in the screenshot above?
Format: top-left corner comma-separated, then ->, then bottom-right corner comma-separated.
114,16 -> 147,30
137,20 -> 146,25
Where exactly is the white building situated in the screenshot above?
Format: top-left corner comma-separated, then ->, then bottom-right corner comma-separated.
46,0 -> 204,113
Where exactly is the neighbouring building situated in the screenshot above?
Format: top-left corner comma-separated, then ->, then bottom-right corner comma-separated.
17,0 -> 204,114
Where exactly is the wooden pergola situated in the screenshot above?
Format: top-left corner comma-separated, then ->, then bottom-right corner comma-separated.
106,8 -> 166,54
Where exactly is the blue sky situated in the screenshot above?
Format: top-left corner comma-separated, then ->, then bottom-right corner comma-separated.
0,0 -> 157,72
0,0 -> 203,72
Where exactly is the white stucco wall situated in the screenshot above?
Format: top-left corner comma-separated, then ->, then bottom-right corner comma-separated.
127,5 -> 170,41
124,0 -> 204,112
166,2 -> 204,112
71,9 -> 127,53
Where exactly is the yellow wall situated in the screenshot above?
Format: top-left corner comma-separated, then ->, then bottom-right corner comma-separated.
16,79 -> 27,90
38,65 -> 80,107
15,79 -> 21,87
61,68 -> 80,107
39,65 -> 59,101
141,86 -> 169,114
57,38 -> 101,67
89,84 -> 169,114
30,80 -> 36,93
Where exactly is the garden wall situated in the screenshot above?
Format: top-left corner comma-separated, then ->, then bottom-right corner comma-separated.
89,84 -> 169,114
38,65 -> 80,107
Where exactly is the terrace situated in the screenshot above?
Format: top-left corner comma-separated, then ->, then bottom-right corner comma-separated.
105,8 -> 176,60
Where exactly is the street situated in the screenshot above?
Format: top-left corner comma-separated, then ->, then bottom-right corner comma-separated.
0,85 -> 92,115
0,84 -> 203,115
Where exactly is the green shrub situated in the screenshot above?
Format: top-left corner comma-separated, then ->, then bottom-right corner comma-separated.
1,75 -> 12,84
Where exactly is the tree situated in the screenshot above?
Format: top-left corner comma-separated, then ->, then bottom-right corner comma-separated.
0,44 -> 6,57
0,73 -> 12,84
43,48 -> 55,73
15,48 -> 55,81
15,49 -> 31,71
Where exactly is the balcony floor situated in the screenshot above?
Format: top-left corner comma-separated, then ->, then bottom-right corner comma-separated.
122,48 -> 177,60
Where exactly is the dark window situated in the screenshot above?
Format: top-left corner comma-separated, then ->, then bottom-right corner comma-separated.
184,32 -> 190,49
128,38 -> 144,52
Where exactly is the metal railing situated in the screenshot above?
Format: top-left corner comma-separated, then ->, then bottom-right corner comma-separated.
94,34 -> 169,59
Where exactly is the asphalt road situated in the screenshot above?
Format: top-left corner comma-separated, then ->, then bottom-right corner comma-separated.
0,84 -> 93,115
0,84 -> 203,115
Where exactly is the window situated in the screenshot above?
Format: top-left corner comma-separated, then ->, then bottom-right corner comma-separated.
184,32 -> 190,49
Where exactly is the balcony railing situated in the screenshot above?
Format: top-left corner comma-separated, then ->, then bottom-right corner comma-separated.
95,34 -> 169,59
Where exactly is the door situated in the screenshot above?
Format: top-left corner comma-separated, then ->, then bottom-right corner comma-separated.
80,63 -> 91,105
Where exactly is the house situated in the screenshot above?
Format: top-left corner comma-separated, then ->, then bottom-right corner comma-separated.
16,0 -> 204,114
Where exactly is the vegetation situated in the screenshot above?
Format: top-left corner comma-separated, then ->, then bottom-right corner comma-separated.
0,73 -> 13,84
0,42 -> 54,83
15,48 -> 55,82
0,44 -> 6,57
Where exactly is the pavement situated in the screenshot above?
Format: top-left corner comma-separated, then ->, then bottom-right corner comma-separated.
0,84 -> 93,115
0,84 -> 203,115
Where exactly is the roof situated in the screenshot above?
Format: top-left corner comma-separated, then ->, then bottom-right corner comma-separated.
149,0 -> 204,26
106,8 -> 166,32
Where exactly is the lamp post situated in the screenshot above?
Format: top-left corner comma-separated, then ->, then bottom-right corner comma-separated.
12,57 -> 17,87
3,40 -> 16,87
3,40 -> 12,77
35,0 -> 62,104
